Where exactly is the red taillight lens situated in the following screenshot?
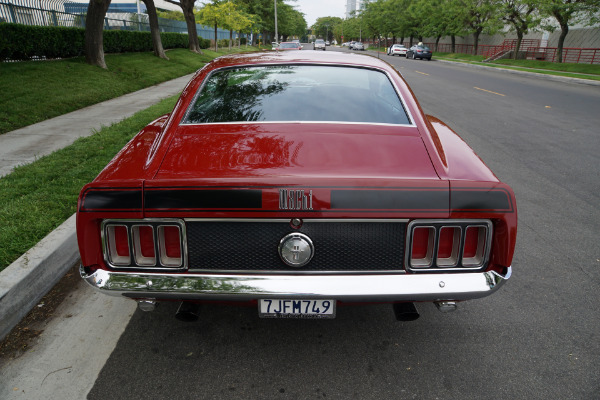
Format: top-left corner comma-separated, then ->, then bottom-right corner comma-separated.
407,221 -> 492,270
107,225 -> 130,265
139,226 -> 155,257
411,227 -> 434,267
463,227 -> 479,258
114,226 -> 129,257
463,226 -> 487,266
159,225 -> 182,267
163,226 -> 181,258
437,227 -> 460,266
103,220 -> 185,269
132,225 -> 156,266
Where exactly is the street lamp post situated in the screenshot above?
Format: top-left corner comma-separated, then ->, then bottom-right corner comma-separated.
274,0 -> 278,44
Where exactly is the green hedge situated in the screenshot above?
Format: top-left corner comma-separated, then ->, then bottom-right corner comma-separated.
0,23 -> 208,61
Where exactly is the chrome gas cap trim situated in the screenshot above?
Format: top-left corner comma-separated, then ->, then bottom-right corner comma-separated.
279,233 -> 314,268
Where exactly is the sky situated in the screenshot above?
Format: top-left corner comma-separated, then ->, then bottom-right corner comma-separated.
292,0 -> 347,27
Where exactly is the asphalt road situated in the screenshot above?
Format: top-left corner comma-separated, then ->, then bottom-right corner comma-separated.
83,49 -> 600,399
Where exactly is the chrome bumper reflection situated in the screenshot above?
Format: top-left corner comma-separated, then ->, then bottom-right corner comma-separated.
80,266 -> 511,302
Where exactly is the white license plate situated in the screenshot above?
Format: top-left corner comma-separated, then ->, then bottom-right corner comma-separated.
259,299 -> 336,319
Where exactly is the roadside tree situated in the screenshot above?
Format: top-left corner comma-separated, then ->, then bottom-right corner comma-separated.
197,2 -> 227,51
313,17 -> 342,42
500,0 -> 541,59
539,0 -> 600,63
460,0 -> 503,54
275,2 -> 307,41
164,0 -> 203,53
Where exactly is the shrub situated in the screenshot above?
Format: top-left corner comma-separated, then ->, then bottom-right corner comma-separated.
199,37 -> 211,49
0,23 -> 191,61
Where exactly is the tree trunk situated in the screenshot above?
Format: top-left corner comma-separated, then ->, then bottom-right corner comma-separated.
164,0 -> 202,53
182,0 -> 200,53
435,35 -> 441,52
214,23 -> 218,51
84,0 -> 111,69
473,29 -> 481,55
142,0 -> 168,59
556,23 -> 568,63
229,29 -> 233,50
451,35 -> 455,53
513,31 -> 523,60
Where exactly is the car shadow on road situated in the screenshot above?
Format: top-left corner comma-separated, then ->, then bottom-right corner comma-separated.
87,300 -> 511,399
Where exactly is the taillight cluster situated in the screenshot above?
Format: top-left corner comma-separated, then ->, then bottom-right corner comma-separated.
406,220 -> 492,271
102,219 -> 186,270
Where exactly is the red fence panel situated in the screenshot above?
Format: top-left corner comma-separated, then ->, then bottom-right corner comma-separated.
525,47 -> 600,64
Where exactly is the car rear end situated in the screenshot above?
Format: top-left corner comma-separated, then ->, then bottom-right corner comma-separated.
77,53 -> 515,321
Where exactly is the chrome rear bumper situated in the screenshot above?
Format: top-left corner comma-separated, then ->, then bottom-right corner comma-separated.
80,266 -> 511,302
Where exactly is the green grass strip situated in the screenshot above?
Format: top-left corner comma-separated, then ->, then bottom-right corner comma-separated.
0,95 -> 178,272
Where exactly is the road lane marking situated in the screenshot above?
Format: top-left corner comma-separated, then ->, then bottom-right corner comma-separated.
474,86 -> 505,96
416,71 -> 430,76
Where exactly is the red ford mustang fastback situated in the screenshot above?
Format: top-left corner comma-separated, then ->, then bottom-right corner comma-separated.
77,51 -> 517,321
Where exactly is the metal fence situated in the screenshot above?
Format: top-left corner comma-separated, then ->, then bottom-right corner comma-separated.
0,0 -> 234,39
524,47 -> 600,64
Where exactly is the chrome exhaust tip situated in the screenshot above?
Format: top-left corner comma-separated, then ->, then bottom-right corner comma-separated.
137,299 -> 157,312
175,301 -> 201,322
393,302 -> 420,321
435,301 -> 457,313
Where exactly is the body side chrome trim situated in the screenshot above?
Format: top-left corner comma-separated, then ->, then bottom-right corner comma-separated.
80,266 -> 511,303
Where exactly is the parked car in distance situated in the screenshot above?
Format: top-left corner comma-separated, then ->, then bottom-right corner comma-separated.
277,42 -> 302,50
325,41 -> 330,46
271,42 -> 279,50
352,42 -> 365,51
314,39 -> 326,50
406,45 -> 432,60
77,51 -> 516,322
388,44 -> 408,56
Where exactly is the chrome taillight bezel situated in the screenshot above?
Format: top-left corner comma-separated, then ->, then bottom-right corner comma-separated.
405,220 -> 493,272
101,219 -> 187,270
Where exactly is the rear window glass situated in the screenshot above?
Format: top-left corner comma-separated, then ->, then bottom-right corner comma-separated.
183,65 -> 410,125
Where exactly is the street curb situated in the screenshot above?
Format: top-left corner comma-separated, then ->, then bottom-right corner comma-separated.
0,214 -> 78,341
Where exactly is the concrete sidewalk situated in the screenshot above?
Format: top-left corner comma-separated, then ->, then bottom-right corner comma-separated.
0,73 -> 195,341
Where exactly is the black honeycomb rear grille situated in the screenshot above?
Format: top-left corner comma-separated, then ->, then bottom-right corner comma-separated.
186,220 -> 406,272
